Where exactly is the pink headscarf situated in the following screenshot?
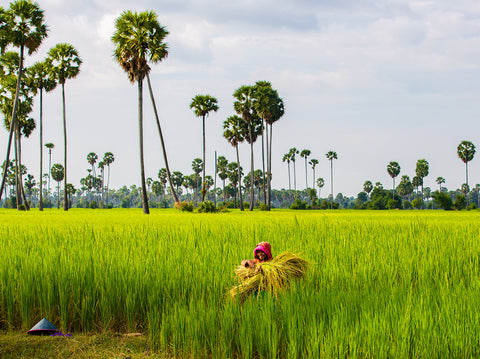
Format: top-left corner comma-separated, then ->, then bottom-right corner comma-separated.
254,242 -> 272,261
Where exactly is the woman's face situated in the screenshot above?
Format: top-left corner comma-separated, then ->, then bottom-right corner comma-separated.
256,251 -> 267,261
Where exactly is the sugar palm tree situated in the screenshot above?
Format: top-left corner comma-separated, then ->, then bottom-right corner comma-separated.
233,85 -> 257,211
457,141 -> 475,189
309,159 -> 319,189
436,176 -> 445,192
363,180 -> 373,200
190,94 -> 219,202
300,149 -> 311,190
316,177 -> 325,198
415,159 -> 429,209
50,163 -> 64,209
282,152 -> 292,192
87,152 -> 98,177
112,10 -> 174,213
46,43 -> 81,211
289,148 -> 299,196
45,142 -> 54,192
387,161 -> 401,199
192,158 -> 203,206
103,152 -> 114,205
27,60 -> 56,211
216,155 -> 229,203
253,81 -> 284,210
326,151 -> 338,209
223,115 -> 245,211
0,0 -> 47,210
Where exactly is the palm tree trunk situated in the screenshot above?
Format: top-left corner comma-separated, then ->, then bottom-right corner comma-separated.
57,184 -> 60,209
202,115 -> 206,202
305,158 -> 308,190
330,160 -> 333,209
267,123 -> 272,210
39,88 -> 44,211
13,46 -> 25,210
14,121 -> 21,208
146,75 -> 179,205
214,151 -> 217,206
0,120 -> 15,202
247,121 -> 254,211
138,79 -> 149,214
62,83 -> 68,211
287,162 -> 291,191
48,150 -> 52,193
313,167 -> 315,189
236,144 -> 244,211
261,120 -> 266,206
293,161 -> 297,199
18,136 -> 29,209
466,163 -> 469,208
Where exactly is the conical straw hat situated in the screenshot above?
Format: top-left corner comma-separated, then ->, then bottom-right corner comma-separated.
27,318 -> 59,335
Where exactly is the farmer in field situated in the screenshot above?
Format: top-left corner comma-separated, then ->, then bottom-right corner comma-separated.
241,242 -> 272,270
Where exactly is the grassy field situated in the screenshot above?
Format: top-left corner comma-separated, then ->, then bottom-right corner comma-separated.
1,208 -> 480,358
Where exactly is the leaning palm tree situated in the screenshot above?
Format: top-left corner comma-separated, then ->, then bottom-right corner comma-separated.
457,141 -> 476,189
0,0 -> 47,210
46,43 -> 81,211
190,94 -> 219,202
223,115 -> 245,211
300,149 -> 311,190
233,85 -> 257,211
112,10 -> 177,213
325,151 -> 338,209
387,161 -> 401,199
27,60 -> 56,211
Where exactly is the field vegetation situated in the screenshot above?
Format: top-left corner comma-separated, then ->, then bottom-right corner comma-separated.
1,209 -> 480,358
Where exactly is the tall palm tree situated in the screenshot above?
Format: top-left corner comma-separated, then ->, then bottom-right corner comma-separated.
282,153 -> 292,192
300,149 -> 311,190
216,155 -> 229,203
27,60 -> 56,211
233,85 -> 257,211
0,0 -> 47,210
112,10 -> 170,213
87,152 -> 98,177
223,115 -> 245,211
436,176 -> 445,192
103,152 -> 114,205
457,141 -> 476,189
387,161 -> 401,199
316,177 -> 325,198
45,142 -> 54,192
253,81 -> 284,210
47,43 -> 81,211
190,94 -> 218,202
415,159 -> 429,209
50,163 -> 64,209
192,158 -> 203,206
363,180 -> 373,200
309,159 -> 319,189
326,151 -> 338,209
289,147 -> 299,196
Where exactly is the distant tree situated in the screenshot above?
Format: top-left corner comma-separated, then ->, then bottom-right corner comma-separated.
325,151 -> 338,209
415,159 -> 429,209
216,155 -> 229,203
171,171 -> 184,196
387,161 -> 401,199
103,152 -> 114,205
50,163 -> 64,209
436,176 -> 445,192
192,158 -> 203,205
223,115 -> 245,211
282,152 -> 292,192
316,177 -> 325,198
45,142 -> 54,191
87,152 -> 98,177
289,147 -> 299,195
457,141 -> 475,206
363,180 -> 373,200
24,173 -> 35,206
309,159 -> 319,189
227,162 -> 243,208
397,175 -> 413,203
300,149 -> 311,190
190,94 -> 219,202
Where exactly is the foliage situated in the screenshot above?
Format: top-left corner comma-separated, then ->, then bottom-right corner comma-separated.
454,195 -> 466,211
290,198 -> 308,210
197,200 -> 217,213
175,200 -> 193,212
432,191 -> 453,210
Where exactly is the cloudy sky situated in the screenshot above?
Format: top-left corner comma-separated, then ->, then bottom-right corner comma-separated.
2,0 -> 480,197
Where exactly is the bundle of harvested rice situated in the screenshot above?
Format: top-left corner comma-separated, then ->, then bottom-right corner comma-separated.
229,252 -> 309,301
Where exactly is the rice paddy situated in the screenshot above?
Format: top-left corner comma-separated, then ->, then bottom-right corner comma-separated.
1,209 -> 480,358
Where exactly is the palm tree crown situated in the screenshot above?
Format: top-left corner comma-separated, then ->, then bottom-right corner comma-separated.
112,10 -> 168,83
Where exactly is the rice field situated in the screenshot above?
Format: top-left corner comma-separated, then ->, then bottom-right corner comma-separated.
1,208 -> 480,358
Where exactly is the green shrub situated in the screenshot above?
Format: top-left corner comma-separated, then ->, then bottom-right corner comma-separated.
468,202 -> 477,210
198,201 -> 217,213
290,199 -> 308,210
89,200 -> 98,209
176,201 -> 194,212
454,195 -> 466,211
432,191 -> 453,210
